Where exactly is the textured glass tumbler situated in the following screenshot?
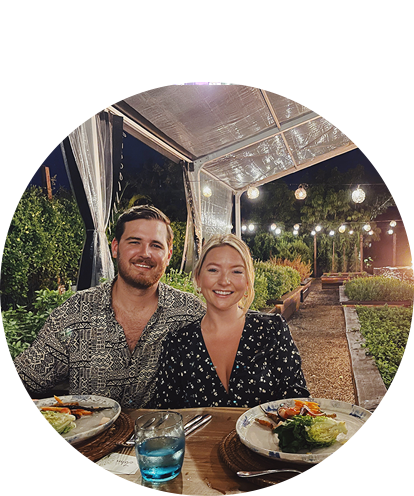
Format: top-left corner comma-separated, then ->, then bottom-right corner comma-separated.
135,411 -> 185,483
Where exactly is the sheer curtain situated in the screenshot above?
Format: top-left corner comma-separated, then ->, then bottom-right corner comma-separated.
61,111 -> 123,290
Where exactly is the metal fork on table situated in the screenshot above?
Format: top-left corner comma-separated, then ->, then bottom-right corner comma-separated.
392,425 -> 411,462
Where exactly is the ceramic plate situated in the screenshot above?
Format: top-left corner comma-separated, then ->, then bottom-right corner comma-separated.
35,394 -> 121,445
236,397 -> 371,463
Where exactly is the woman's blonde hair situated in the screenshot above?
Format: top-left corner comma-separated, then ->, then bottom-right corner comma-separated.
193,234 -> 255,314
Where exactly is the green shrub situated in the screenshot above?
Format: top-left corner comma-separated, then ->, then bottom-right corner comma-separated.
2,287 -> 75,359
1,186 -> 84,309
251,273 -> 269,311
345,276 -> 414,302
254,261 -> 301,300
161,269 -> 202,300
356,305 -> 412,388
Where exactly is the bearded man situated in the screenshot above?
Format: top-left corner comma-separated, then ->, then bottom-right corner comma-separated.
14,206 -> 205,408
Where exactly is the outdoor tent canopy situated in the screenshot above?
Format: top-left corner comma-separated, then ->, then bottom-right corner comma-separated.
107,84 -> 357,270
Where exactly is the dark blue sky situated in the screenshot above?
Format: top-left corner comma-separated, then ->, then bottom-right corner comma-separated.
0,85 -> 414,187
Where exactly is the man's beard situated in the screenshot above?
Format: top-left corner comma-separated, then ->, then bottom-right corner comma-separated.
117,255 -> 166,290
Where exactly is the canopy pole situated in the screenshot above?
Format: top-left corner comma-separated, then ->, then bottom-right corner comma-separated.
235,191 -> 242,238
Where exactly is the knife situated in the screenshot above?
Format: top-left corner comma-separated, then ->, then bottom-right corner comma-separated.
184,414 -> 212,436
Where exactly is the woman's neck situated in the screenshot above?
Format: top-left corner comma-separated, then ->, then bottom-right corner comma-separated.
201,305 -> 245,334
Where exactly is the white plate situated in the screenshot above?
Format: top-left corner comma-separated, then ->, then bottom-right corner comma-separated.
236,397 -> 371,463
35,394 -> 121,445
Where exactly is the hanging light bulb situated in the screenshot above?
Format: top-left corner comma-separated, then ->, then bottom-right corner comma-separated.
202,185 -> 212,197
248,224 -> 255,232
275,227 -> 282,235
404,184 -> 414,198
293,230 -> 299,235
390,220 -> 397,227
311,230 -> 316,236
315,225 -> 322,232
294,184 -> 307,200
352,185 -> 366,203
329,230 -> 335,236
363,223 -> 371,232
242,225 -> 247,232
368,230 -> 374,235
338,225 -> 346,233
388,229 -> 394,235
349,230 -> 354,235
293,224 -> 300,230
247,186 -> 259,199
270,223 -> 277,231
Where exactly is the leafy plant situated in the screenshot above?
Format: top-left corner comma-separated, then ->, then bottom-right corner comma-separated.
356,305 -> 412,387
345,276 -> 414,302
2,286 -> 74,359
269,255 -> 312,282
254,261 -> 301,300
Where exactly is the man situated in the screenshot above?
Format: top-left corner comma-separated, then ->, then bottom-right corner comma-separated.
14,205 -> 205,408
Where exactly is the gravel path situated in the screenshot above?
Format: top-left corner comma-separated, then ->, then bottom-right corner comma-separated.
288,279 -> 356,403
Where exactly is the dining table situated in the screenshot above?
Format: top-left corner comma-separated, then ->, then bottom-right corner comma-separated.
0,407 -> 414,496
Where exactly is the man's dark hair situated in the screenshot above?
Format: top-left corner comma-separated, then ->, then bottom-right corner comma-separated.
114,205 -> 174,248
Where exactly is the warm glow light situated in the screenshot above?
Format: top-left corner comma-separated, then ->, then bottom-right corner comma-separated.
293,230 -> 298,235
349,230 -> 354,235
404,184 -> 414,198
202,186 -> 212,197
388,229 -> 394,235
315,225 -> 322,232
270,223 -> 277,231
275,227 -> 282,235
247,186 -> 259,199
390,220 -> 397,227
329,230 -> 335,236
248,224 -> 255,232
242,225 -> 247,232
363,223 -> 371,232
293,224 -> 300,230
368,230 -> 374,235
311,230 -> 316,236
338,225 -> 346,233
294,185 -> 307,200
352,185 -> 366,203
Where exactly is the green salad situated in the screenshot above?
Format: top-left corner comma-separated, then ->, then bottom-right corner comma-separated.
41,410 -> 77,435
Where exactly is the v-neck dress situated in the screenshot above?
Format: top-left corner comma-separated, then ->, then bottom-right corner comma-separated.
149,311 -> 310,408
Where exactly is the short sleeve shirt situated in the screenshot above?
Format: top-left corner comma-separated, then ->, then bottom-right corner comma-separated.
14,280 -> 205,408
150,311 -> 310,409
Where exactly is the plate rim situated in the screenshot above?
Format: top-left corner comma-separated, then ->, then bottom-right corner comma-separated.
236,397 -> 372,464
0,394 -> 121,453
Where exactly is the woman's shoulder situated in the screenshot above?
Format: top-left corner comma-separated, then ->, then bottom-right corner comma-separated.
245,310 -> 286,328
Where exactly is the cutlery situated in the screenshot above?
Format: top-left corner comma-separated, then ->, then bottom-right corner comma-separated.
237,462 -> 341,479
392,425 -> 411,462
0,451 -> 52,466
400,422 -> 414,453
116,413 -> 207,447
184,414 -> 212,436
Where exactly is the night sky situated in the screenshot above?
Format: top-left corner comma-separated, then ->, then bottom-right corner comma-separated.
0,85 -> 414,187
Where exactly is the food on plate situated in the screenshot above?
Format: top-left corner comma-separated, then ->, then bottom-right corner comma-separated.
40,395 -> 107,419
274,415 -> 347,453
11,408 -> 76,438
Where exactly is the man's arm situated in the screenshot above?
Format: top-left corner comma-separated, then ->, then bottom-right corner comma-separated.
0,369 -> 33,406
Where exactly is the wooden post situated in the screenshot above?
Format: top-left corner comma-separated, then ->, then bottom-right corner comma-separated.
40,165 -> 52,200
313,234 -> 317,277
332,239 -> 335,272
360,234 -> 364,272
392,232 -> 397,266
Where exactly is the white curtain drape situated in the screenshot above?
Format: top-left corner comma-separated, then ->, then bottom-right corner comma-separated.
61,111 -> 123,289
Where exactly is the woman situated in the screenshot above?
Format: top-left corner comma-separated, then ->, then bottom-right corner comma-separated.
149,234 -> 309,408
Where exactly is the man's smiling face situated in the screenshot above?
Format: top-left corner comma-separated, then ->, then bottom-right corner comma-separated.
111,218 -> 172,289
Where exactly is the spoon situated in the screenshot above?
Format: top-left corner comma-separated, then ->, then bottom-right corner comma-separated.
237,462 -> 341,479
0,451 -> 52,466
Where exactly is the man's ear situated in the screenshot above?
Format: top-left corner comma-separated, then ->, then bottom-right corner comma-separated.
167,247 -> 173,265
111,238 -> 118,259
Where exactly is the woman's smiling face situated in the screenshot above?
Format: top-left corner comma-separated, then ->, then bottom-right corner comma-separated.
196,245 -> 248,312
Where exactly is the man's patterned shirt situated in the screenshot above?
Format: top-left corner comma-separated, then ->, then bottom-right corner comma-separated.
14,281 -> 205,408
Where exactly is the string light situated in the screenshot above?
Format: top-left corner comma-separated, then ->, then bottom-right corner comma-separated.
315,225 -> 322,232
363,223 -> 371,232
338,225 -> 346,233
390,220 -> 397,227
294,184 -> 307,200
247,186 -> 259,199
202,186 -> 212,197
248,224 -> 255,232
352,185 -> 366,203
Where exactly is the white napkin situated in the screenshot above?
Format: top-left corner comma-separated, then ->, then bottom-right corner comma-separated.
96,452 -> 139,475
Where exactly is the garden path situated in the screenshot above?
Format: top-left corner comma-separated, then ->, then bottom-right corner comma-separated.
288,279 -> 356,404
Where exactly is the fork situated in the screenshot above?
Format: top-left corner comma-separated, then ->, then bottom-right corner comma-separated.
400,422 -> 414,453
392,425 -> 411,462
